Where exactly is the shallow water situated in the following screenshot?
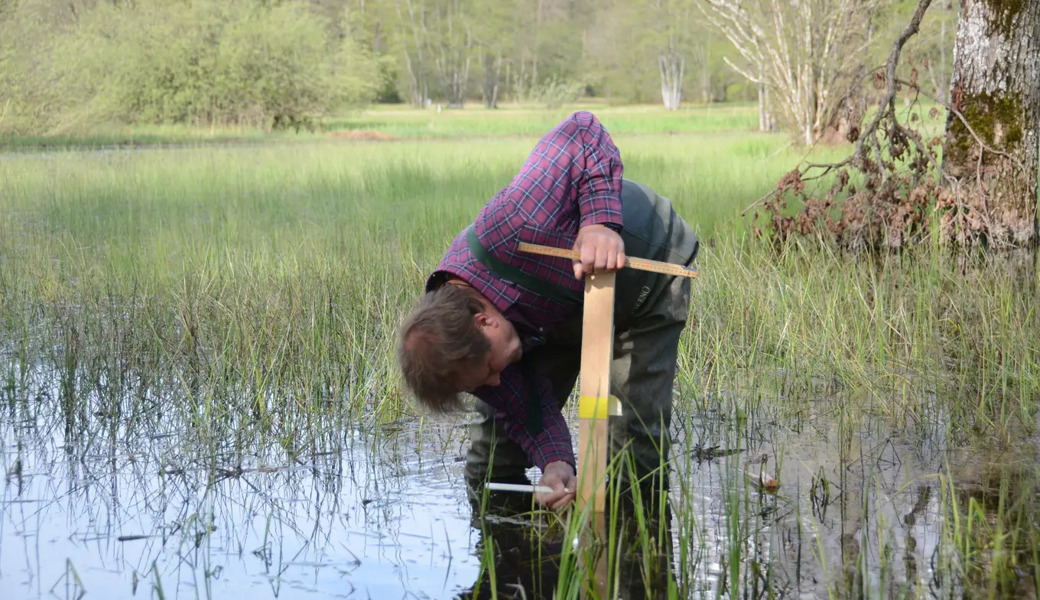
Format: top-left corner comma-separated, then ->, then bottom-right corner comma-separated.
2,370 -> 1038,599
1,395 -> 484,599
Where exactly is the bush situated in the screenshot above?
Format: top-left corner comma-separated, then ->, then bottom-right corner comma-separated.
530,76 -> 586,109
0,0 -> 66,135
13,0 -> 378,133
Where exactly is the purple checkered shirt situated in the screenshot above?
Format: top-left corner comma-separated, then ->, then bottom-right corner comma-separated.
425,111 -> 624,469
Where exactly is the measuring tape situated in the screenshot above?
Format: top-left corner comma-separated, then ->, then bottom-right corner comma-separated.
518,242 -> 697,279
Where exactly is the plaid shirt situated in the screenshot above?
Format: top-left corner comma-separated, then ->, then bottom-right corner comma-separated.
426,111 -> 624,469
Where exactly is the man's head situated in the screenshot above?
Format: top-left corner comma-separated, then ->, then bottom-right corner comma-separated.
398,282 -> 522,411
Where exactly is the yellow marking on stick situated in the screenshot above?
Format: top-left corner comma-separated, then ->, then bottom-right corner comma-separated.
578,395 -> 620,419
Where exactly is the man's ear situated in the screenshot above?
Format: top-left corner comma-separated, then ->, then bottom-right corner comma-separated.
473,311 -> 492,330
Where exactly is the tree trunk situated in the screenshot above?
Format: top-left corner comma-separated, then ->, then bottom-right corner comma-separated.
704,0 -> 879,146
941,0 -> 1040,246
397,0 -> 431,108
434,0 -> 471,108
701,45 -> 712,104
658,50 -> 684,110
483,51 -> 500,109
758,81 -> 766,131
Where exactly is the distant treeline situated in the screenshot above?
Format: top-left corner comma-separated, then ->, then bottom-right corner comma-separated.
0,0 -> 955,135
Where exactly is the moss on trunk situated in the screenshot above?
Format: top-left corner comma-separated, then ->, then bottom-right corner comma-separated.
946,89 -> 1024,171
982,0 -> 1026,37
941,0 -> 1039,246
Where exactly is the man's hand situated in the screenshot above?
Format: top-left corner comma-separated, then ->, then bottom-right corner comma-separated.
572,224 -> 625,280
535,461 -> 577,509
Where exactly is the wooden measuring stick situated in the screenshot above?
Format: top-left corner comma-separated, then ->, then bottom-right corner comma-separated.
518,242 -> 698,279
520,240 -> 694,597
577,270 -> 616,513
519,241 -> 694,513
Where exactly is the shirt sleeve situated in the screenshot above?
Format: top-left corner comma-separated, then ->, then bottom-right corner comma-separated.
495,111 -> 624,236
474,364 -> 575,469
568,111 -> 625,231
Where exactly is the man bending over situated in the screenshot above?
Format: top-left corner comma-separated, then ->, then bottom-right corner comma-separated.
398,111 -> 698,509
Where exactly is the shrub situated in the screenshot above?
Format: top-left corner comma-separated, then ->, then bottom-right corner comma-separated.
35,0 -> 378,132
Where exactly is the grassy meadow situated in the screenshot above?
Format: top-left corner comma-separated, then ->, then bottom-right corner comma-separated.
1,104 -> 1038,599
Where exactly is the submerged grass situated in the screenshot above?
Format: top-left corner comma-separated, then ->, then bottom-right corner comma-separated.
1,107 -> 1038,598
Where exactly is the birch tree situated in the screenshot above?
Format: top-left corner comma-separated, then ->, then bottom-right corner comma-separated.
429,0 -> 473,107
654,0 -> 698,110
585,0 -> 708,108
393,0 -> 432,107
939,0 -> 1040,246
702,0 -> 881,144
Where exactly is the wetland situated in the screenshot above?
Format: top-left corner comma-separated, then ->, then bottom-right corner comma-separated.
2,107 -> 1038,599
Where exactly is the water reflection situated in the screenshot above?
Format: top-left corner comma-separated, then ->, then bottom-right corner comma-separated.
2,365 -> 1038,599
456,493 -> 677,600
1,378 -> 484,599
671,390 -> 1040,599
457,512 -> 563,600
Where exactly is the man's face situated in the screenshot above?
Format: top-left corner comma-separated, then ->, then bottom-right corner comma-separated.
457,309 -> 522,391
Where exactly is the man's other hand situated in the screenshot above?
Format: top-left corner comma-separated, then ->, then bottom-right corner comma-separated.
536,461 -> 577,509
572,224 -> 625,280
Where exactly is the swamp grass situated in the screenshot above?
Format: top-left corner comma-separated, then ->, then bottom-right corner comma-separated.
1,106 -> 1038,598
0,102 -> 761,150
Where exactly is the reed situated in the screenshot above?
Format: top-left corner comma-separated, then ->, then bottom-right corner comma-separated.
1,105 -> 1037,598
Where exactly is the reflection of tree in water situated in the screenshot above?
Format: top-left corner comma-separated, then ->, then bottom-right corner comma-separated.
4,397 -> 350,594
671,397 -> 1040,600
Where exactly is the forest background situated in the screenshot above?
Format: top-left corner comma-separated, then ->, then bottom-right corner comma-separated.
0,0 -> 958,141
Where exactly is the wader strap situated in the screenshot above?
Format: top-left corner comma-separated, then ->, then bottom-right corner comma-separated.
466,226 -> 578,435
466,227 -> 581,305
521,356 -> 543,436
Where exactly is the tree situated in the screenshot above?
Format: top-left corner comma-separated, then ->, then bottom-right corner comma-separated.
702,0 -> 882,144
512,0 -> 589,103
338,0 -> 405,103
0,0 -> 76,134
653,0 -> 700,110
861,1 -> 959,104
584,0 -> 661,103
391,0 -> 434,107
939,0 -> 1040,246
751,0 -> 1040,251
585,0 -> 715,107
53,0 -> 379,130
430,0 -> 473,107
912,0 -> 958,103
388,0 -> 477,108
471,0 -> 516,108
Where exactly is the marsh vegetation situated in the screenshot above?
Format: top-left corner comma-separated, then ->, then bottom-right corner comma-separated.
1,105 -> 1037,599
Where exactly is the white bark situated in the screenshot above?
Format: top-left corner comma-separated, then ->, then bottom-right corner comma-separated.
659,49 -> 684,110
653,0 -> 697,111
396,0 -> 431,108
433,0 -> 472,107
702,0 -> 880,145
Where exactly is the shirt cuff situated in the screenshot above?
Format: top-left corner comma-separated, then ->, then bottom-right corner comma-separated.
578,196 -> 623,232
533,447 -> 576,470
579,213 -> 623,232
